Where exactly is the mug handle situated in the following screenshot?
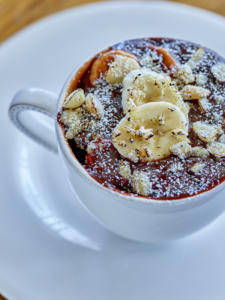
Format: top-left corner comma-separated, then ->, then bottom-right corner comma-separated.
8,88 -> 58,153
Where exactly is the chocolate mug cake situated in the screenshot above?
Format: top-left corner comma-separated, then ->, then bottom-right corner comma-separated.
58,37 -> 225,200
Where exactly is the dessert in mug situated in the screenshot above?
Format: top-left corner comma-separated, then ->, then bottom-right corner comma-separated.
58,38 -> 225,200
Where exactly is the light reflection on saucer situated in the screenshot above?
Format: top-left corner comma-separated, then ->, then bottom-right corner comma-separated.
18,145 -> 101,251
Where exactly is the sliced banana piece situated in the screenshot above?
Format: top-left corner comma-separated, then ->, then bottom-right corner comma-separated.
105,55 -> 140,84
122,69 -> 188,116
112,102 -> 189,162
89,49 -> 138,86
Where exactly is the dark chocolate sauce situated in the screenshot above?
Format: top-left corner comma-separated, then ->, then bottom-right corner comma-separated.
58,38 -> 225,200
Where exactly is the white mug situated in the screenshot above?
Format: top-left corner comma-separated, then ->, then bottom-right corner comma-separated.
8,63 -> 225,243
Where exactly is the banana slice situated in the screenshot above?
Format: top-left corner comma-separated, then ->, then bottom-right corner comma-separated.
112,102 -> 189,162
105,55 -> 140,84
90,49 -> 138,86
122,69 -> 188,117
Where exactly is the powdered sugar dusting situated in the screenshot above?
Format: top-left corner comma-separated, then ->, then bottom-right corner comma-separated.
60,37 -> 225,199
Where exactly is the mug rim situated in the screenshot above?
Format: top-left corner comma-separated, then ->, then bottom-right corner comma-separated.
55,50 -> 225,207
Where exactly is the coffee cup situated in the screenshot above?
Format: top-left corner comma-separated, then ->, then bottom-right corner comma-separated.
9,38 -> 225,242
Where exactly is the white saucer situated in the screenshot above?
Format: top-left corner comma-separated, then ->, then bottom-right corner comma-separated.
1,1 -> 225,299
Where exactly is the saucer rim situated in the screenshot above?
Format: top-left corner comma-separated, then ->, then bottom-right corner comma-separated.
1,1 -> 225,300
